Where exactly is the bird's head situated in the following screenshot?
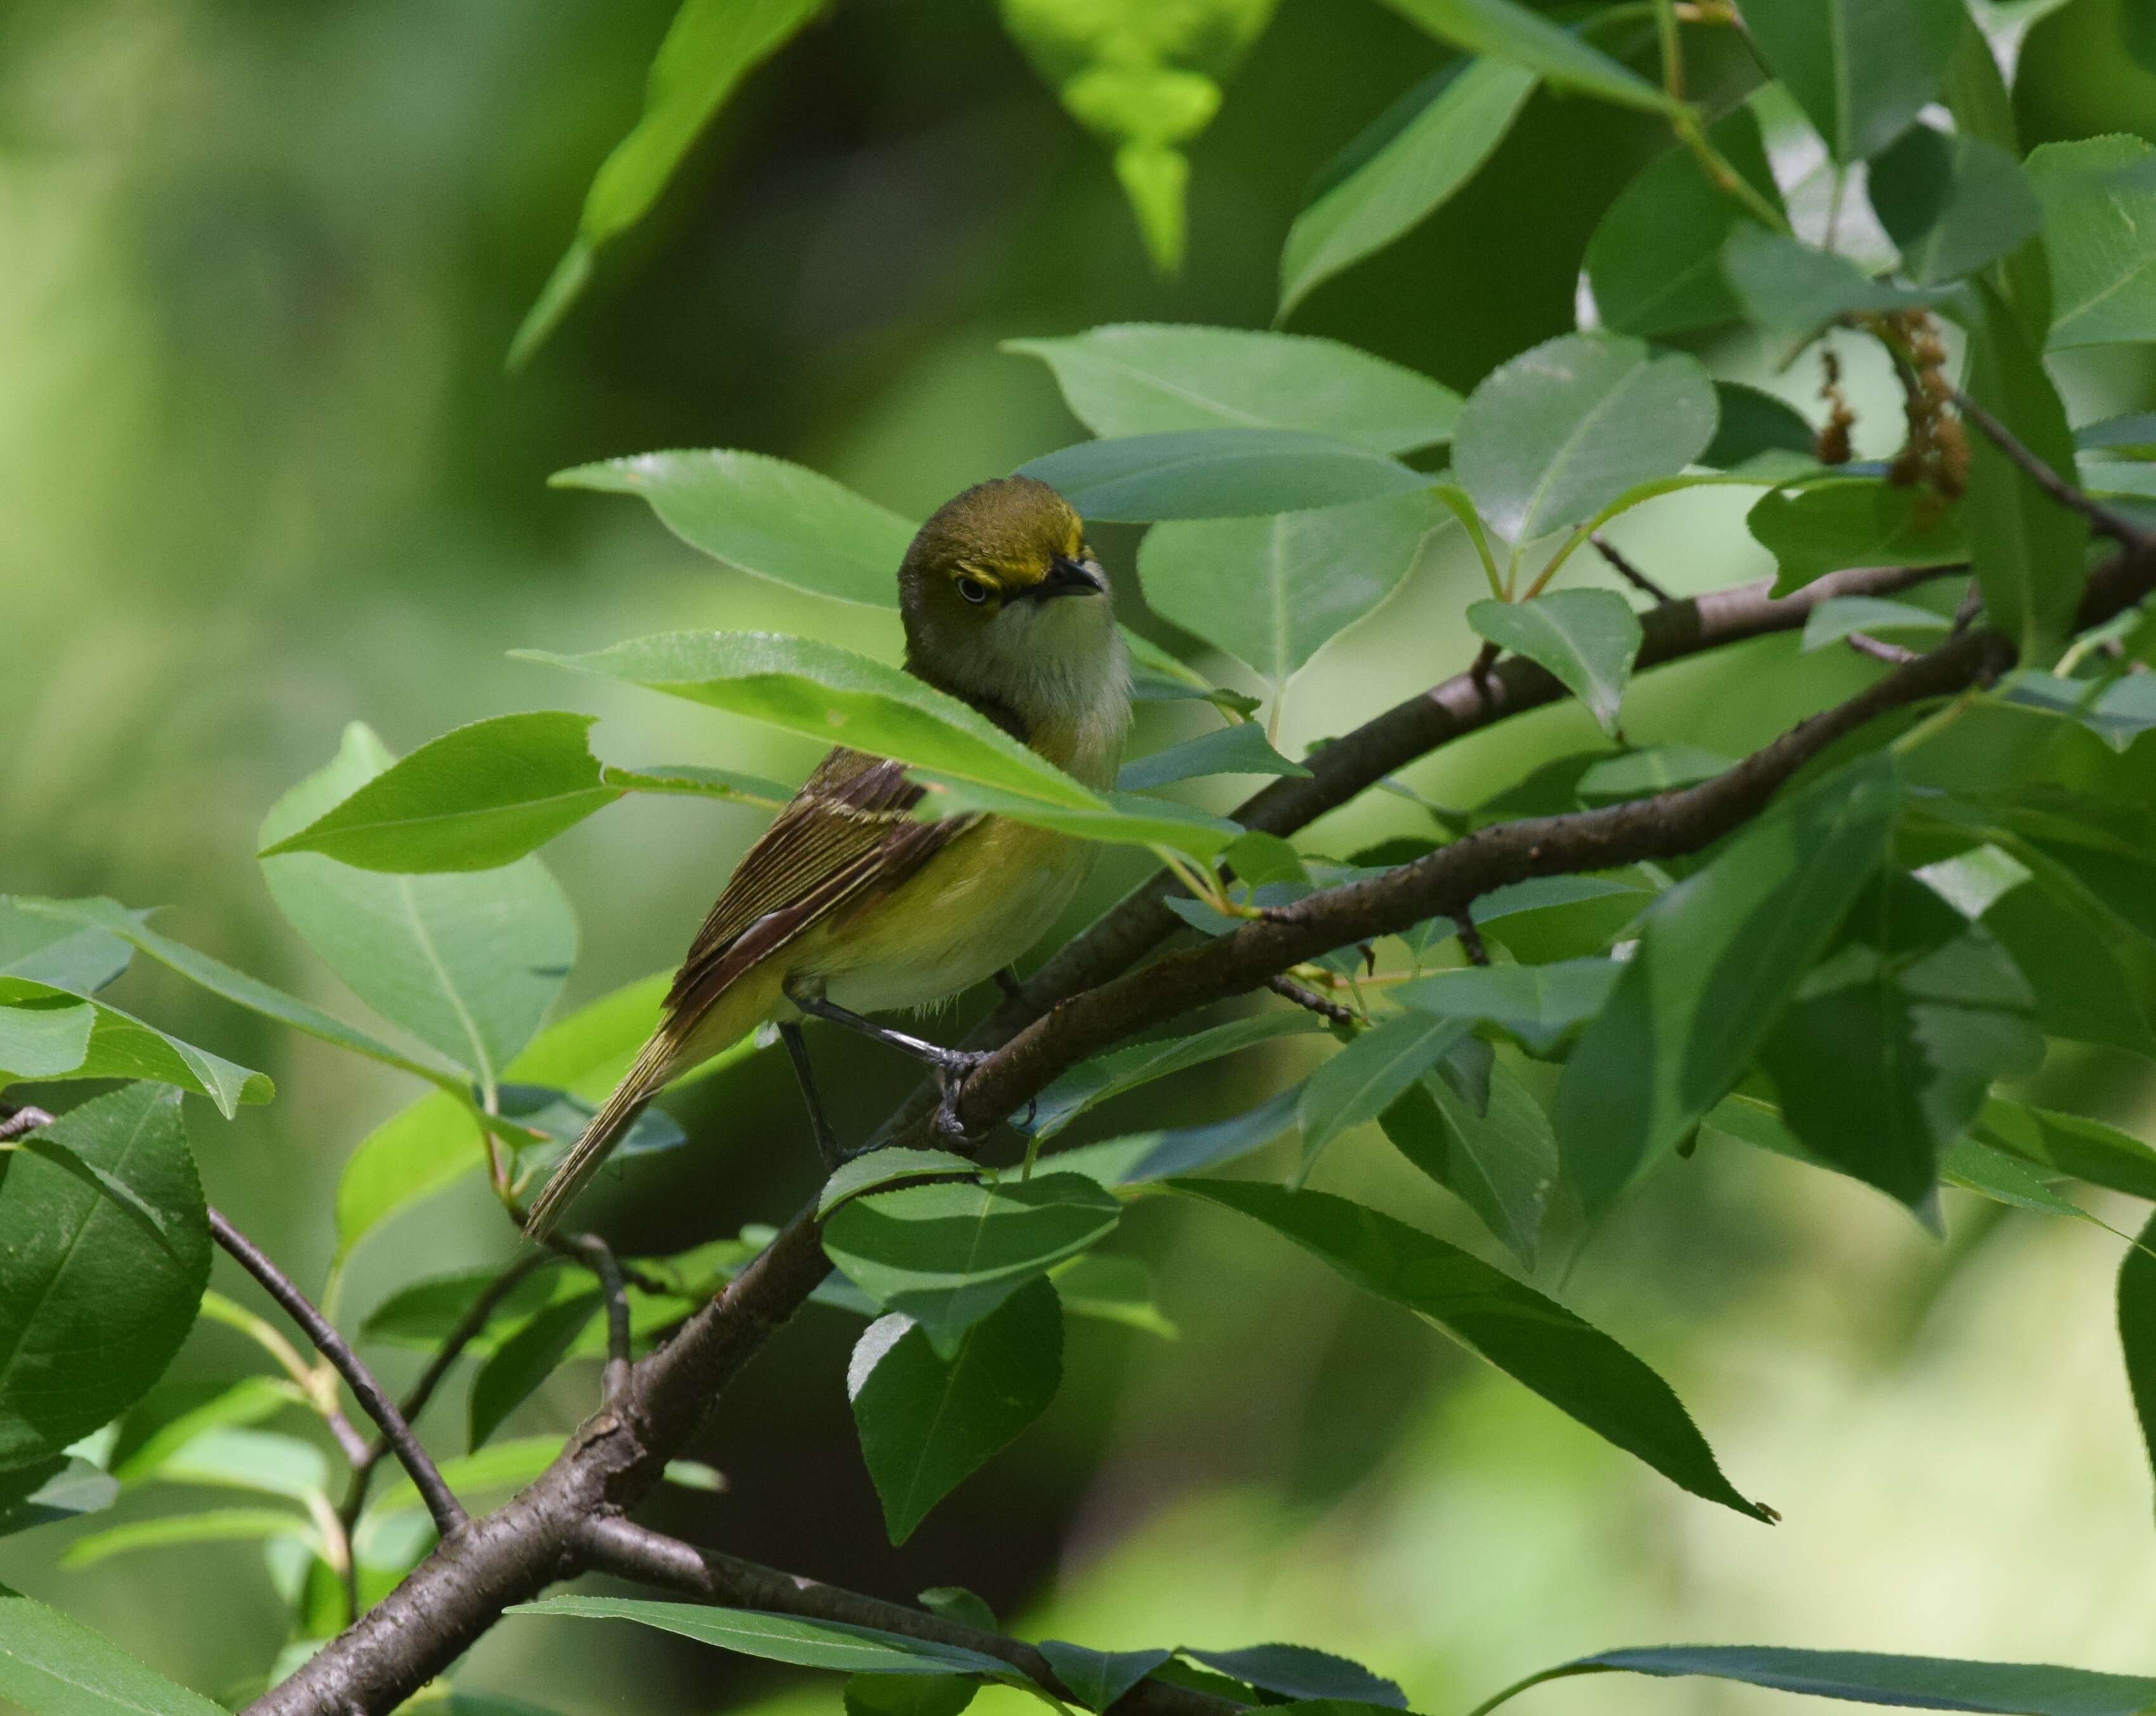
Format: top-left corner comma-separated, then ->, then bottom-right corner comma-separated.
898,476 -> 1121,730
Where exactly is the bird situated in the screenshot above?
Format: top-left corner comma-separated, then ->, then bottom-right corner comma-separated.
524,475 -> 1128,1239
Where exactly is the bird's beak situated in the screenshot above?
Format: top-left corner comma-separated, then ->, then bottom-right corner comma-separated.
1018,555 -> 1105,602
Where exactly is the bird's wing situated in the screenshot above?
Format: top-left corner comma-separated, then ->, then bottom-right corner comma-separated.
662,748 -> 976,1024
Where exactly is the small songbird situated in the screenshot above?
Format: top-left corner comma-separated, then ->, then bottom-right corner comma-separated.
524,476 -> 1128,1238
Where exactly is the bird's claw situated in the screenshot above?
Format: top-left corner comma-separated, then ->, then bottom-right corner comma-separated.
931,1050 -> 992,1144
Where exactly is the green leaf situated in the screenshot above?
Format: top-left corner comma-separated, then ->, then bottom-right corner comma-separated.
1801,597 -> 1954,652
1386,1056 -> 1556,1267
1171,1182 -> 1769,1519
1980,867 -> 2156,1060
1868,126 -> 2042,286
333,972 -> 740,1259
1138,491 -> 1455,686
152,1427 -> 329,1505
819,1149 -> 983,1218
1118,725 -> 1311,792
260,713 -> 624,874
1585,109 -> 1782,336
1396,959 -> 1618,1055
1747,481 -> 1968,596
1574,748 -> 1733,803
1940,1137 -> 2097,1224
0,1457 -> 117,1540
1045,1085 -> 1302,1186
109,1374 -> 295,1482
1377,0 -> 1677,114
909,777 -> 1243,862
1760,882 -> 2042,1204
0,1086 -> 210,1468
62,1507 -> 315,1569
1006,325 -> 1460,453
824,1175 -> 1120,1356
918,1588 -> 997,1631
1279,58 -> 1538,318
370,1435 -> 566,1519
1466,591 -> 1641,736
1979,1099 -> 2156,1201
1704,384 -> 1817,475
1555,755 -> 1902,1215
1028,1012 -> 1323,1141
260,725 -> 577,1092
1181,1646 -> 1404,1706
506,1595 -> 1014,1678
1017,430 -> 1430,522
1954,279 -> 2090,666
12,897 -> 461,1091
509,0 -> 826,366
360,1264 -> 571,1353
2121,1208 -> 2156,1508
1476,1645 -> 2156,1715
1998,670 -> 2156,753
1049,1255 -> 1178,1338
520,632 -> 1092,808
1740,0 -> 1966,161
0,901 -> 129,993
0,1581 -> 230,1716
0,1000 -> 93,1081
468,1293 -> 604,1451
552,451 -> 916,608
0,980 -> 270,1117
2076,412 -> 2156,458
847,1277 -> 1062,1543
2026,136 -> 2156,350
1038,1643 -> 1174,1713
845,1675 -> 977,1716
1721,227 -> 1945,346
1453,334 -> 1717,544
1295,1014 -> 1469,1181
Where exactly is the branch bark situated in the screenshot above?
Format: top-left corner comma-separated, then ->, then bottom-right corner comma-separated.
255,548 -> 2156,1716
208,1209 -> 467,1541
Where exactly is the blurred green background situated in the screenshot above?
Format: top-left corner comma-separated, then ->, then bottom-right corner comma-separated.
5,1 -> 2156,1712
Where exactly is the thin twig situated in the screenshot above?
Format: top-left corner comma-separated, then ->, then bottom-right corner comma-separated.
1844,631 -> 1920,666
1950,386 -> 2146,546
570,1234 -> 633,1402
1266,974 -> 1357,1024
1591,534 -> 1676,605
580,1519 -> 1240,1716
1950,581 -> 1984,635
0,1104 -> 54,1142
208,1208 -> 466,1540
1453,913 -> 1491,967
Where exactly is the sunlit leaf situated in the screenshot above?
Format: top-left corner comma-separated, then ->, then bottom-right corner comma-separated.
1049,1255 -> 1177,1338
1139,492 -> 1455,685
1801,597 -> 1954,652
823,1175 -> 1120,1357
0,900 -> 130,993
1007,324 -> 1460,452
1019,430 -> 1429,522
260,725 -> 576,1092
510,0 -> 828,366
1038,1642 -> 1174,1713
1453,334 -> 1717,544
1182,1644 -> 1404,1707
1118,724 -> 1310,791
2026,136 -> 2156,350
552,451 -> 916,609
62,1507 -> 315,1569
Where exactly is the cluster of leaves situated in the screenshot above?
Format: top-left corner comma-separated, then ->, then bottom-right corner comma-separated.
9,1 -> 2156,1713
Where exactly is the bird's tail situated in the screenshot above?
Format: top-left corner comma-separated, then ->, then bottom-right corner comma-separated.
522,1033 -> 677,1240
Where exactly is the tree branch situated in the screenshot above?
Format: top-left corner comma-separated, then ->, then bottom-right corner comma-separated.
581,1518 -> 1241,1716
571,1233 -> 633,1403
254,550 -> 2143,1716
1950,386 -> 2141,545
1591,532 -> 1676,605
208,1209 -> 467,1541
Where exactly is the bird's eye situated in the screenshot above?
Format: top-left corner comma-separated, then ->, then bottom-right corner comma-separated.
956,576 -> 991,605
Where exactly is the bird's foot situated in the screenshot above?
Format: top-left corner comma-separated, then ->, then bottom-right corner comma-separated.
929,1049 -> 993,1144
